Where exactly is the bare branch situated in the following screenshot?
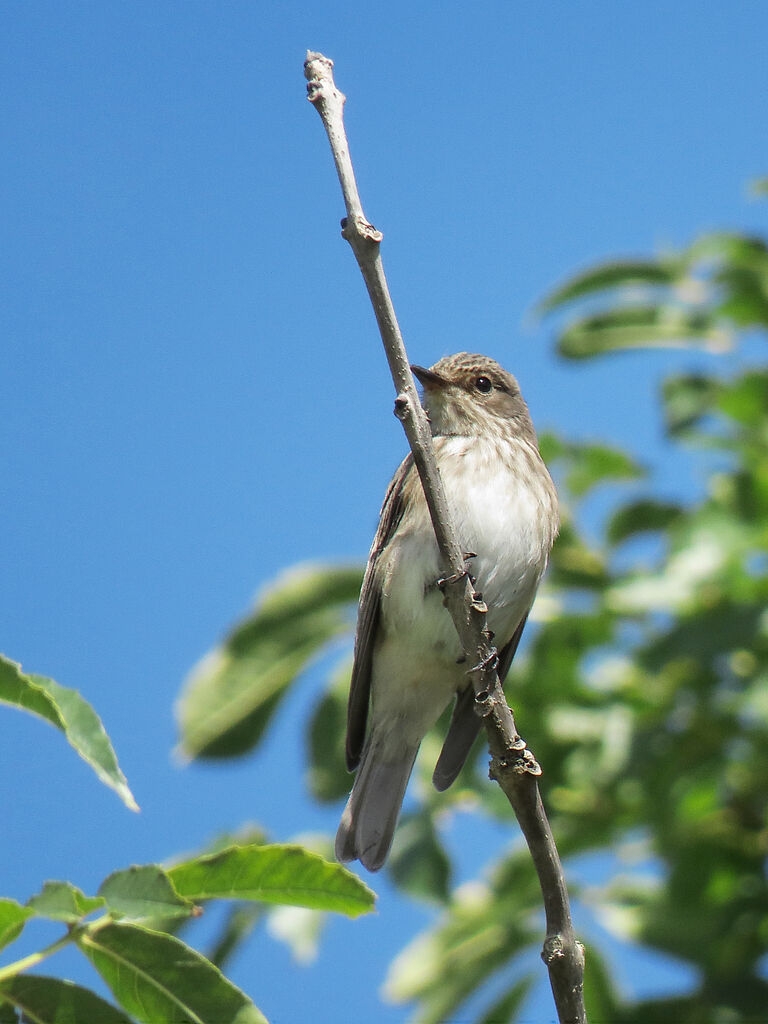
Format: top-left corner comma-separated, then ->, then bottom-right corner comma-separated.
304,50 -> 586,1024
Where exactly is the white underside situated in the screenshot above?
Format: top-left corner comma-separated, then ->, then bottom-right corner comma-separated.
370,435 -> 557,740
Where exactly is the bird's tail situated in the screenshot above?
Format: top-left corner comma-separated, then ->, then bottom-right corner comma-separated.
335,727 -> 418,872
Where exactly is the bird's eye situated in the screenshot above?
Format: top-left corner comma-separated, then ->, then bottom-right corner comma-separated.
475,376 -> 493,393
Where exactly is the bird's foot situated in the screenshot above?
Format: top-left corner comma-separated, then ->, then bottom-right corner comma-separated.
437,552 -> 477,592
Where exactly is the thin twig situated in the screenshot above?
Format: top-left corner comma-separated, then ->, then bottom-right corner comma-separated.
304,50 -> 586,1024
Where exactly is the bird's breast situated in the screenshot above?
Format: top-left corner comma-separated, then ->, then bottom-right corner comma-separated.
379,435 -> 557,653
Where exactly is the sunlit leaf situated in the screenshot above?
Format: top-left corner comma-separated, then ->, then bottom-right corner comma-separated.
0,901 -> 31,954
688,230 -> 768,267
717,370 -> 768,427
79,921 -> 267,1024
607,534 -> 727,614
98,866 -> 195,921
176,565 -> 362,759
26,881 -> 104,923
557,306 -> 728,360
0,655 -> 138,811
167,843 -> 375,916
537,259 -> 681,314
0,976 -> 133,1024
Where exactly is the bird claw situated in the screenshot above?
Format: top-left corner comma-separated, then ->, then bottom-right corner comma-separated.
463,552 -> 477,585
437,568 -> 468,591
466,647 -> 498,675
437,553 -> 478,592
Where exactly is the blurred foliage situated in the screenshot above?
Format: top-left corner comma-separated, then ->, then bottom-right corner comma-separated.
538,229 -> 768,358
177,187 -> 768,1022
176,566 -> 362,760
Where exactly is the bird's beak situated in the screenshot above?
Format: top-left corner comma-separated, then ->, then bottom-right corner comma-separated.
411,365 -> 448,390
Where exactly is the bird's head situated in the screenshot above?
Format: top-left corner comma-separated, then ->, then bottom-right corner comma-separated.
411,352 -> 536,443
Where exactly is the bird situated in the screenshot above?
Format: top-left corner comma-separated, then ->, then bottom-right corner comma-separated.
335,353 -> 559,871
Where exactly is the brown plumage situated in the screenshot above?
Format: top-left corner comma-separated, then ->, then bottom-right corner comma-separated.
336,354 -> 558,871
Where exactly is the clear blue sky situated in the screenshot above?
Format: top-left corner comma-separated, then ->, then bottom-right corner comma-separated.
2,2 -> 766,1021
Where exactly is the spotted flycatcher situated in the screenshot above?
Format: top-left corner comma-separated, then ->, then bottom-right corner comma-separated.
335,353 -> 559,871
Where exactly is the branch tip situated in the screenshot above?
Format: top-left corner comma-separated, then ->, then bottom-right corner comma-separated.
304,50 -> 345,108
305,49 -> 332,66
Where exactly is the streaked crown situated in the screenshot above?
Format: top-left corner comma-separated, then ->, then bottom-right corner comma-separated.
412,352 -> 538,444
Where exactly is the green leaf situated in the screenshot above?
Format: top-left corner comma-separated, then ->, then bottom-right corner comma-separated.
716,370 -> 768,427
537,258 -> 681,314
98,866 -> 195,921
176,565 -> 362,760
26,882 -> 103,923
388,812 -> 451,904
0,901 -> 31,954
307,660 -> 352,802
537,430 -> 567,464
661,373 -> 719,435
386,910 -> 535,1024
0,655 -> 138,811
607,499 -> 685,544
386,853 -> 541,1023
0,975 -> 133,1024
689,230 -> 768,266
716,270 -> 768,327
549,522 -> 610,588
167,843 -> 375,917
78,921 -> 267,1024
750,176 -> 768,197
543,435 -> 644,497
0,1001 -> 18,1023
581,943 -> 624,1022
557,306 -> 728,360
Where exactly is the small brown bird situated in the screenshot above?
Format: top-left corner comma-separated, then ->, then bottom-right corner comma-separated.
335,353 -> 559,871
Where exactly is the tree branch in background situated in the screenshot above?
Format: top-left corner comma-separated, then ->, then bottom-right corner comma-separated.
303,51 -> 586,1023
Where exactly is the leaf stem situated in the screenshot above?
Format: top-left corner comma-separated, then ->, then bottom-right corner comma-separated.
0,930 -> 77,985
0,912 -> 115,987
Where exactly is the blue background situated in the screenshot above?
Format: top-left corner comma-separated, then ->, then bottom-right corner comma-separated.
2,2 -> 766,1021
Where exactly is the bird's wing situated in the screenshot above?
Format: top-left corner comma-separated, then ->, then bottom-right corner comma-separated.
432,609 -> 530,791
345,453 -> 415,771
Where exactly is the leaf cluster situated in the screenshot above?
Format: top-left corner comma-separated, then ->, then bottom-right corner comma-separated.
0,657 -> 374,1023
537,230 -> 768,359
176,192 -> 768,1022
